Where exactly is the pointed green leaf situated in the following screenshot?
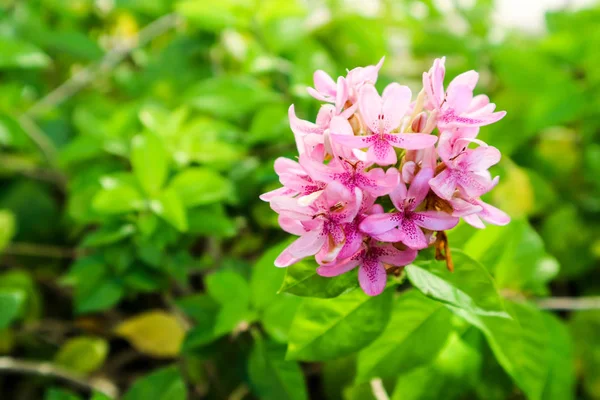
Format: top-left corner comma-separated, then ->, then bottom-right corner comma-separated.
248,339 -> 308,400
55,336 -> 109,374
0,290 -> 25,329
122,366 -> 186,400
131,133 -> 168,196
406,250 -> 509,318
152,188 -> 188,232
287,287 -> 392,361
279,259 -> 359,298
168,168 -> 231,207
355,290 -> 452,382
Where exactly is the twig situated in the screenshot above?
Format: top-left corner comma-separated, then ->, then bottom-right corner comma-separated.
370,378 -> 390,400
0,357 -> 118,398
16,115 -> 62,171
228,384 -> 250,400
3,243 -> 81,259
24,13 -> 182,118
535,297 -> 600,311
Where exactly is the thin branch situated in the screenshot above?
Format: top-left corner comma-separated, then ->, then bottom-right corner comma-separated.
24,13 -> 182,118
17,115 -> 62,171
3,243 -> 82,259
0,357 -> 118,398
535,297 -> 600,311
228,384 -> 250,400
370,378 -> 390,400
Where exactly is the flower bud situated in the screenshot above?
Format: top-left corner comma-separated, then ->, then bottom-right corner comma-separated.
411,112 -> 428,133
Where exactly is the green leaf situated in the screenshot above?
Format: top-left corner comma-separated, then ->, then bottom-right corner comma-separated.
115,311 -> 186,358
569,310 -> 600,399
131,133 -> 169,196
152,188 -> 188,232
55,336 -> 109,374
81,224 -> 136,248
279,259 -> 359,299
250,241 -> 290,311
66,257 -> 124,314
186,76 -> 279,121
248,339 -> 308,400
390,327 -> 483,400
0,290 -> 25,329
456,301 -> 575,400
122,365 -> 187,400
90,392 -> 112,400
168,168 -> 231,207
188,204 -> 237,238
262,294 -> 302,343
406,250 -> 509,318
355,290 -> 453,382
206,269 -> 250,307
287,287 -> 393,361
176,0 -> 253,32
44,388 -> 82,400
92,174 -> 145,215
462,219 -> 559,295
0,210 -> 16,252
0,37 -> 51,69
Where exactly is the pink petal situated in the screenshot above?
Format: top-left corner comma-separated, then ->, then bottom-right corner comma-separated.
382,83 -> 412,131
478,200 -> 511,226
275,248 -> 301,268
259,187 -> 294,202
463,213 -> 486,229
399,219 -> 428,249
456,172 -> 495,199
330,133 -> 375,149
367,139 -> 397,165
464,146 -> 501,171
388,180 -> 408,210
278,215 -> 307,235
413,210 -> 459,231
359,259 -> 387,296
385,133 -> 438,150
445,84 -> 474,115
358,84 -> 383,134
372,228 -> 404,243
317,252 -> 362,277
448,70 -> 479,92
423,57 -> 446,109
287,228 -> 327,259
402,161 -> 416,184
407,168 -> 433,208
359,213 -> 399,235
313,70 -> 337,96
363,167 -> 399,196
270,196 -> 313,220
329,116 -> 355,136
429,169 -> 457,200
335,76 -> 349,114
376,243 -> 418,266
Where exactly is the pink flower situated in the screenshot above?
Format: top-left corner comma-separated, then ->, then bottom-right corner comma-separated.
429,134 -> 501,200
451,197 -> 510,228
288,104 -> 332,158
335,194 -> 384,262
423,57 -> 506,129
300,153 -> 399,198
360,168 -> 459,249
259,156 -> 326,204
317,240 -> 417,296
331,83 -> 438,165
271,182 -> 362,267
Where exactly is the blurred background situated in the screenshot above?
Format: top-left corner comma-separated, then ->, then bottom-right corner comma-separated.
0,0 -> 599,399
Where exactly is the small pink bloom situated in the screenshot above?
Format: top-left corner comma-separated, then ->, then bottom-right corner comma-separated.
331,84 -> 438,166
259,156 -> 326,203
300,153 -> 399,198
429,134 -> 501,200
423,57 -> 506,129
360,168 -> 458,249
317,240 -> 417,296
271,182 -> 362,267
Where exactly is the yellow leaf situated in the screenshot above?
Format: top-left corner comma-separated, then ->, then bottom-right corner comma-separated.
115,310 -> 185,358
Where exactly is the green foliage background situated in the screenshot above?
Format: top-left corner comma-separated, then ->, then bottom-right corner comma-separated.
0,0 -> 599,399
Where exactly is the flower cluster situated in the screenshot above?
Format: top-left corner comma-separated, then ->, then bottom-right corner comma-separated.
261,57 -> 510,296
